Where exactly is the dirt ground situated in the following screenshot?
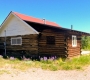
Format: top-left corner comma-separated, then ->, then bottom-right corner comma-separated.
0,66 -> 90,80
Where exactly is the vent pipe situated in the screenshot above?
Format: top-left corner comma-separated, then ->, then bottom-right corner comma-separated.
42,18 -> 46,24
71,25 -> 73,30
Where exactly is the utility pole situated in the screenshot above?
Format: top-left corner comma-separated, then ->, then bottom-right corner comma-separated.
4,30 -> 6,56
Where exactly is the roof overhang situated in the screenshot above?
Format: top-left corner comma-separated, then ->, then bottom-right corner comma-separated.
60,28 -> 90,36
41,24 -> 90,36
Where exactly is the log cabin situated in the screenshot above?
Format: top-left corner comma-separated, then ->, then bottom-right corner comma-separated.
0,11 -> 90,59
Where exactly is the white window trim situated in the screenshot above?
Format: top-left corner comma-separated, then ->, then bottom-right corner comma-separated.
72,35 -> 77,47
11,37 -> 22,45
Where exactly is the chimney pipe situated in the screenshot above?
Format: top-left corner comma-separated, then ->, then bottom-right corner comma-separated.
43,18 -> 46,24
71,25 -> 73,30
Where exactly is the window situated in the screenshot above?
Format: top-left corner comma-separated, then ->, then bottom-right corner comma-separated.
11,37 -> 22,45
72,35 -> 77,47
46,36 -> 55,44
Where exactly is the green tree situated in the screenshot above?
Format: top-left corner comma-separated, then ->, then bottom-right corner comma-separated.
81,36 -> 90,50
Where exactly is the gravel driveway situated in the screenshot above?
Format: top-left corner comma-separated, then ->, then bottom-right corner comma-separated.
0,66 -> 90,80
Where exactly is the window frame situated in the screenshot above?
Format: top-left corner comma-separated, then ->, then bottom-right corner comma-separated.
11,37 -> 22,45
72,35 -> 77,47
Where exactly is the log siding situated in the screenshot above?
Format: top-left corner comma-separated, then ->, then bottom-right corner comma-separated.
0,34 -> 39,54
38,29 -> 67,57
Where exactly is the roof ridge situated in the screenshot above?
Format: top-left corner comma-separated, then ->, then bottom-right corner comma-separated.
13,11 -> 57,23
13,11 -> 60,27
13,11 -> 40,20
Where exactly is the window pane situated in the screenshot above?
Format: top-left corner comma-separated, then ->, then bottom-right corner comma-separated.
11,37 -> 22,45
73,37 -> 74,45
12,39 -> 16,44
17,38 -> 21,44
75,37 -> 77,45
72,35 -> 77,47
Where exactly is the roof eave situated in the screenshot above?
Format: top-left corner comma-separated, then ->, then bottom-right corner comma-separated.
36,23 -> 90,36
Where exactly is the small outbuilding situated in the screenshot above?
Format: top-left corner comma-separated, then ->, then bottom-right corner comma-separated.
0,11 -> 90,58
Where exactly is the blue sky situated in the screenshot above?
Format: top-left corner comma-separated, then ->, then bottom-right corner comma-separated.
0,0 -> 90,33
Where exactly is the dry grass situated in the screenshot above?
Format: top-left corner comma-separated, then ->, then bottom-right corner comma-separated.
0,54 -> 90,72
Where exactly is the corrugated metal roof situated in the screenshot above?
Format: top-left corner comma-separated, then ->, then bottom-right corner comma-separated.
13,12 -> 61,28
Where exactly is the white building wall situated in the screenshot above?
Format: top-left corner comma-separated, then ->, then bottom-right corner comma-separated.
0,15 -> 37,37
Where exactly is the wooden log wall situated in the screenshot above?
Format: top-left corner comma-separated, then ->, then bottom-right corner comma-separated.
0,29 -> 82,58
0,34 -> 38,54
38,29 -> 67,57
66,31 -> 82,58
